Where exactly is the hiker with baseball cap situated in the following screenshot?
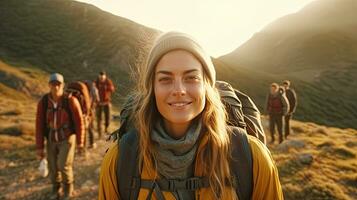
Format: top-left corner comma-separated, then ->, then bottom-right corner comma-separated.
282,80 -> 297,139
99,32 -> 283,200
95,70 -> 115,138
266,83 -> 289,144
35,73 -> 85,199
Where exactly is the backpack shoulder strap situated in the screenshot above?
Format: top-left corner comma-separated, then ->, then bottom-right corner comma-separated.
230,126 -> 253,200
117,129 -> 140,200
61,94 -> 76,130
42,94 -> 49,114
42,94 -> 49,138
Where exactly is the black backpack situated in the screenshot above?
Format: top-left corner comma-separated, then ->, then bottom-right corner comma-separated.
110,80 -> 265,199
117,126 -> 252,200
215,81 -> 265,144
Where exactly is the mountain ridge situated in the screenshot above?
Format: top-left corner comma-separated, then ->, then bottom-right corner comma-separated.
217,0 -> 357,129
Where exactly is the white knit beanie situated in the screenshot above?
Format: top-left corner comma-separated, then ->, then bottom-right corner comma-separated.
146,32 -> 216,85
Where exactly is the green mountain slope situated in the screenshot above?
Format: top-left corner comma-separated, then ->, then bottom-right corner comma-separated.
218,0 -> 357,129
221,0 -> 357,73
0,0 -> 159,103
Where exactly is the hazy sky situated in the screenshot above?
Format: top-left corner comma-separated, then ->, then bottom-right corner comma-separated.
76,0 -> 315,57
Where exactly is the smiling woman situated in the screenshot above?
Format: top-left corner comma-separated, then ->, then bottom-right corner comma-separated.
154,50 -> 206,139
98,32 -> 284,200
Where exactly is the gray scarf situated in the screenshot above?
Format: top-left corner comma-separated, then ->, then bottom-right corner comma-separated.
151,120 -> 202,179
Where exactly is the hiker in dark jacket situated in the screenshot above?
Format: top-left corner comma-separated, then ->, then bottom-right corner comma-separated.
35,73 -> 85,199
282,80 -> 297,139
95,71 -> 115,137
266,83 -> 289,144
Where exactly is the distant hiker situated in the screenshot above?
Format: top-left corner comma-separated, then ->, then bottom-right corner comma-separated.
266,83 -> 289,144
84,80 -> 99,148
95,71 -> 115,137
35,73 -> 85,199
99,32 -> 283,200
282,80 -> 297,139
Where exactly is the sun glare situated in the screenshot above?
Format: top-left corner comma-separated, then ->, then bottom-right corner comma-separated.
76,0 -> 315,57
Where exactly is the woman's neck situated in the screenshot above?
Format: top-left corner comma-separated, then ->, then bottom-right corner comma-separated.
163,120 -> 191,139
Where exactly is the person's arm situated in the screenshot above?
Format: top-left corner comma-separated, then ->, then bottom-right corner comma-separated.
108,79 -> 115,93
94,87 -> 100,104
35,97 -> 45,158
249,136 -> 284,200
291,89 -> 297,113
99,143 -> 120,200
281,93 -> 289,116
94,79 -> 99,88
69,96 -> 85,148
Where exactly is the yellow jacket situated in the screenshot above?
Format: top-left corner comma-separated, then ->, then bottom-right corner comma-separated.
98,135 -> 284,200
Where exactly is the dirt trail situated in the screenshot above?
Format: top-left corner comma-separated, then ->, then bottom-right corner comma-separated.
0,136 -> 114,200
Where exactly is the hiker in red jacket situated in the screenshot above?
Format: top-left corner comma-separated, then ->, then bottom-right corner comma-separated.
35,73 -> 85,199
95,71 -> 115,137
282,80 -> 297,139
266,83 -> 289,144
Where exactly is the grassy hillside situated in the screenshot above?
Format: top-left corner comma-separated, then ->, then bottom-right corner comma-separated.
221,0 -> 357,73
268,119 -> 357,199
0,60 -> 48,98
0,0 -> 159,105
1,107 -> 356,199
217,0 -> 357,129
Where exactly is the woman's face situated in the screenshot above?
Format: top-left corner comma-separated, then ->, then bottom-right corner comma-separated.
154,50 -> 205,137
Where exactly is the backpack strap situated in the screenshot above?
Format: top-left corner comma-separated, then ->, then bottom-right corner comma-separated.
230,126 -> 253,200
117,129 -> 140,200
61,94 -> 75,132
42,94 -> 49,139
139,177 -> 210,191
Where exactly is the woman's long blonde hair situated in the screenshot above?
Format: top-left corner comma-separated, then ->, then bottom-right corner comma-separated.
128,51 -> 237,199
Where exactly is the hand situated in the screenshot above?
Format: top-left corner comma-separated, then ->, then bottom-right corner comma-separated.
77,143 -> 85,149
77,145 -> 85,154
37,149 -> 45,160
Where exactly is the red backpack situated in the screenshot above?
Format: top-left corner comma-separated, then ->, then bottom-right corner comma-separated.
65,81 -> 91,117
